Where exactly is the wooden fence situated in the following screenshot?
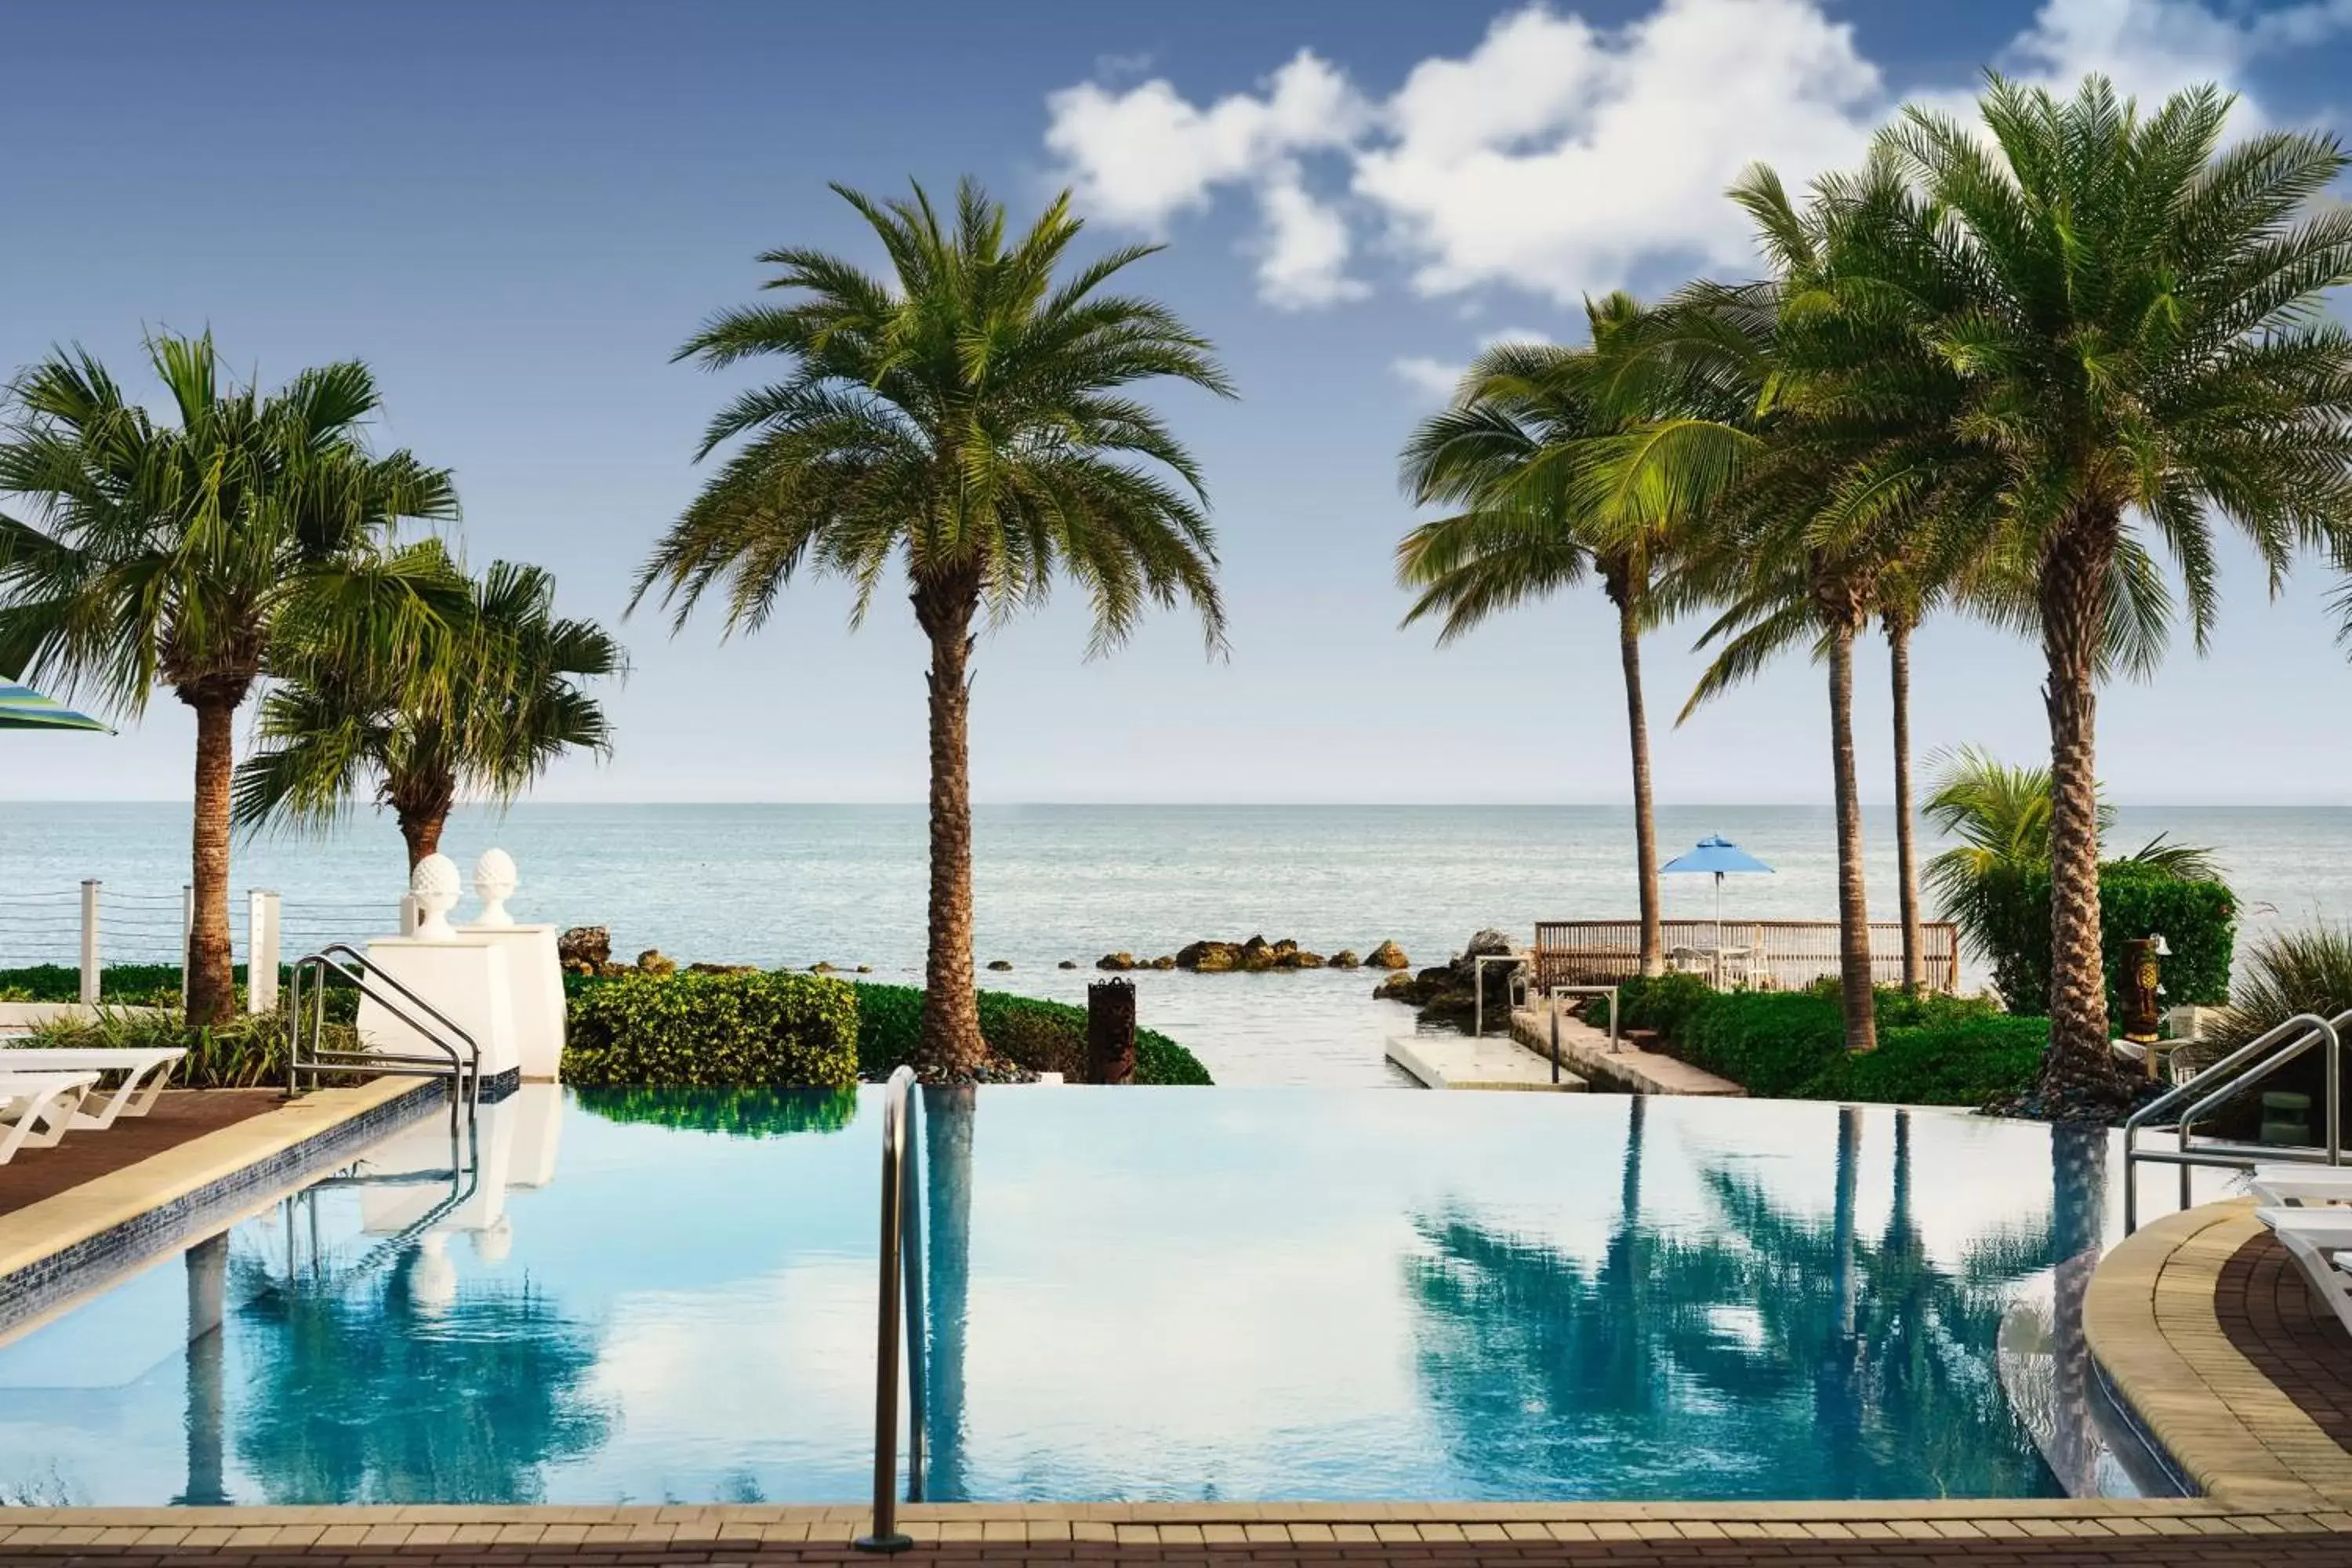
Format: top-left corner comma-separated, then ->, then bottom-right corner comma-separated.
1531,919 -> 1962,993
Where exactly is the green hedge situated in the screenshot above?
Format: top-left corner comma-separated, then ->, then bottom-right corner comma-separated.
564,971 -> 858,1089
1608,975 -> 2042,1106
1973,861 -> 2235,1014
0,962 -> 262,1006
571,1085 -> 858,1137
852,982 -> 1214,1086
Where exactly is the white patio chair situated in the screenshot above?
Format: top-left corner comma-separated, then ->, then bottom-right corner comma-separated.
2256,1207 -> 2352,1334
0,1070 -> 100,1165
0,1047 -> 186,1131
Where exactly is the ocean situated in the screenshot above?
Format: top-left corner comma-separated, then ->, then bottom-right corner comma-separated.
2,802 -> 2344,1087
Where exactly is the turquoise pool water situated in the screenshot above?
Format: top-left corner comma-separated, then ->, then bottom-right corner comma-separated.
0,1087 -> 2216,1507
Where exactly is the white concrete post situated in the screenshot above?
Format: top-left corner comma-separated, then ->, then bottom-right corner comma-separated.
181,884 -> 194,1011
399,892 -> 421,936
248,891 -> 281,1014
78,880 -> 100,1005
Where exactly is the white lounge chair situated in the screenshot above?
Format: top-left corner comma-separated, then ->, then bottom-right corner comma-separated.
2255,1207 -> 2352,1334
0,1070 -> 99,1165
0,1047 -> 185,1131
2248,1163 -> 2352,1207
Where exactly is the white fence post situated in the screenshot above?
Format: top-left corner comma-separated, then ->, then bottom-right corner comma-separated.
78,880 -> 100,1005
398,892 -> 420,936
180,884 -> 194,1011
248,891 -> 281,1014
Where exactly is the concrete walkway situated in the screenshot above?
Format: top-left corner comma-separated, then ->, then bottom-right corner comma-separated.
1386,1033 -> 1586,1091
1509,1004 -> 1744,1097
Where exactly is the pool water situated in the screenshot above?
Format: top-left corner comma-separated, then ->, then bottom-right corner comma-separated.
0,1086 -> 2227,1508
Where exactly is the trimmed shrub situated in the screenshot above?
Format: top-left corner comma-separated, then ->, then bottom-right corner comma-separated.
1973,861 -> 2235,1014
572,1085 -> 858,1138
564,971 -> 858,1088
851,982 -> 1214,1086
1612,973 -> 1715,1040
1630,983 -> 2037,1106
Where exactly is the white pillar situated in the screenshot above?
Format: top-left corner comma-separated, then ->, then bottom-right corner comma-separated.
398,892 -> 420,936
78,880 -> 100,1006
248,891 -> 281,1014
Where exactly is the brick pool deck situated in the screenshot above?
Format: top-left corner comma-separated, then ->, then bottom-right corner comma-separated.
9,1162 -> 2352,1563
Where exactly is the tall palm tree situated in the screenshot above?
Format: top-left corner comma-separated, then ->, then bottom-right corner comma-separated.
636,180 -> 1231,1074
0,334 -> 458,1022
235,546 -> 624,869
1839,76 -> 2352,1102
1396,295 -> 1697,977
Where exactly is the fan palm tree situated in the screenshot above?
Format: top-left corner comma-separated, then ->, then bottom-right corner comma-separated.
635,180 -> 1232,1074
1838,76 -> 2352,1101
1396,294 -> 1704,977
234,545 -> 625,869
0,334 -> 459,1022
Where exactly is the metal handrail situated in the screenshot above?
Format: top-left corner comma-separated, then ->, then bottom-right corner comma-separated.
287,944 -> 482,1129
2125,1010 -> 2344,1232
856,1066 -> 924,1554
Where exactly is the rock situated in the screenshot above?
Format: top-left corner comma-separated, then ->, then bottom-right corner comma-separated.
635,948 -> 677,978
856,965 -> 873,974
1273,949 -> 1327,969
1097,952 -> 1136,971
1374,971 -> 1424,1003
1240,935 -> 1277,971
1271,938 -> 1299,958
1149,954 -> 1177,970
686,962 -> 756,975
1177,940 -> 1242,972
558,925 -> 612,975
809,960 -> 837,974
1058,960 -> 1079,970
1329,949 -> 1361,969
986,960 -> 1013,971
1366,940 -> 1410,970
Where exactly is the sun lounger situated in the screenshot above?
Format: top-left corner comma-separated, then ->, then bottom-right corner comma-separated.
2256,1207 -> 2352,1334
2249,1164 -> 2352,1207
0,1070 -> 99,1164
0,1047 -> 186,1131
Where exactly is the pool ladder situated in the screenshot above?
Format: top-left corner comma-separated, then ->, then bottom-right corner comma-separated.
857,1065 -> 927,1553
2123,1007 -> 2348,1232
287,942 -> 483,1132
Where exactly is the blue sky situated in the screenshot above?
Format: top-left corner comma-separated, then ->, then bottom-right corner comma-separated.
4,0 -> 2350,806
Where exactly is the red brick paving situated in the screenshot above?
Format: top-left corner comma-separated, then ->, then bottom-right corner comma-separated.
0,1091 -> 281,1215
2216,1230 -> 2352,1455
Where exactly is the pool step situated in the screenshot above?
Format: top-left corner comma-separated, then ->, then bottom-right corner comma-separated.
1385,1033 -> 1588,1091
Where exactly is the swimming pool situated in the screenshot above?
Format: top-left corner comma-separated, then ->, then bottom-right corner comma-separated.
0,1085 -> 2217,1508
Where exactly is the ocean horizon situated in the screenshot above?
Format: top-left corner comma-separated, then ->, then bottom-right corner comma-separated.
5,800 -> 2343,1086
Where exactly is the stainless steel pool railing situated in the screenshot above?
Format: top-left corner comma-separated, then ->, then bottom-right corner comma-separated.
857,1065 -> 927,1555
288,942 -> 482,1133
2123,1008 -> 2345,1232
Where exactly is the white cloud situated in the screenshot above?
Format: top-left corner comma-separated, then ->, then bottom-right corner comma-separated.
1390,355 -> 1465,398
1043,0 -> 2352,314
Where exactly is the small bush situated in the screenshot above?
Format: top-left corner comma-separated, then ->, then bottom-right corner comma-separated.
1613,973 -> 1715,1040
564,971 -> 858,1089
852,982 -> 1214,1086
572,1085 -> 858,1138
1632,983 -> 2037,1106
18,1006 -> 358,1089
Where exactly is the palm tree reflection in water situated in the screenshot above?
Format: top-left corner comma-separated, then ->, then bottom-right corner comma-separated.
920,1086 -> 976,1502
1407,1101 -> 2060,1500
228,1242 -> 610,1504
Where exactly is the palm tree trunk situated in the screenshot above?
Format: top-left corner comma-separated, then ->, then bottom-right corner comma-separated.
184,691 -> 240,1025
1606,567 -> 1663,977
398,811 -> 447,870
2038,512 -> 2119,1102
1826,620 -> 1878,1052
1888,615 -> 1925,996
916,579 -> 986,1075
391,768 -> 458,872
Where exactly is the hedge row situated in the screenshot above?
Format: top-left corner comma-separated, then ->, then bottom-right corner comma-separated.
1972,861 -> 2235,1014
1609,974 -> 2047,1106
559,970 -> 1214,1087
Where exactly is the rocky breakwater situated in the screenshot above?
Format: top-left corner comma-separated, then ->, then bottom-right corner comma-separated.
1372,929 -> 1521,1028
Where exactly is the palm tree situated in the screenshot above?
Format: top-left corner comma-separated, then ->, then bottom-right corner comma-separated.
1396,295 -> 1697,977
235,546 -> 624,869
1839,76 -> 2352,1102
1922,745 -> 2220,965
635,180 -> 1231,1075
0,335 -> 458,1022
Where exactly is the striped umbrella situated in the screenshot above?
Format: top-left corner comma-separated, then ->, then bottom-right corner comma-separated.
0,682 -> 111,732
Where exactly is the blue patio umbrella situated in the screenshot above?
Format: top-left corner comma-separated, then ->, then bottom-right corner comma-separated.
1661,834 -> 1773,947
0,681 -> 111,733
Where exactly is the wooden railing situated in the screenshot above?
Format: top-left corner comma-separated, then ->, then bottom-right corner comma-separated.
1531,919 -> 1962,994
